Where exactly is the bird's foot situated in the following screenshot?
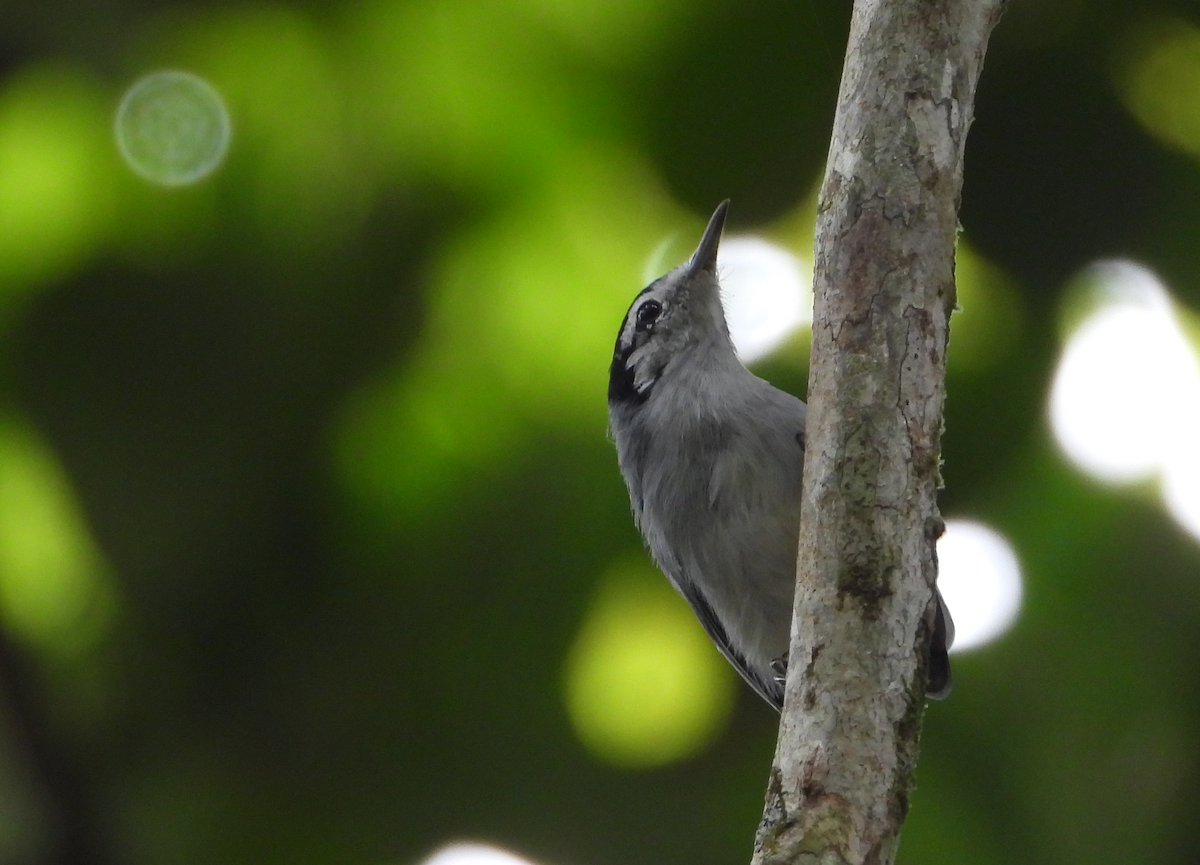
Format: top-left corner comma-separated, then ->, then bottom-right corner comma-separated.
770,656 -> 787,686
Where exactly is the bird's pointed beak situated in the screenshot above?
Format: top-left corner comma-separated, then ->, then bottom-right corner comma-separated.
687,199 -> 729,275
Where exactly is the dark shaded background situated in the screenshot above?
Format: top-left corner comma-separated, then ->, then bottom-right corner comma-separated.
1,0 -> 1199,863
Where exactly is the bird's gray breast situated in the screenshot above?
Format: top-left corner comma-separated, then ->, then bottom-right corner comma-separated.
633,398 -> 804,670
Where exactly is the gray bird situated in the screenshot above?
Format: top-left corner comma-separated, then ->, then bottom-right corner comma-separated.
607,200 -> 952,710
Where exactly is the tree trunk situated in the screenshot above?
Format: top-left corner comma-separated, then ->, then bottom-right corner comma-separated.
752,1 -> 1005,863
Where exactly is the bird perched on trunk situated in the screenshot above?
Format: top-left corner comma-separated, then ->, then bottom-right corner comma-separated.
607,200 -> 953,710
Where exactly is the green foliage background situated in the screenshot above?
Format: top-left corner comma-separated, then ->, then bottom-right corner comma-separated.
2,0 -> 1200,863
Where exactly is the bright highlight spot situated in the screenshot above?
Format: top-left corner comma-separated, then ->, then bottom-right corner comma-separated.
1162,446 -> 1200,540
565,559 -> 734,768
718,237 -> 812,363
1049,261 -> 1200,483
115,70 -> 231,186
419,843 -> 539,865
0,418 -> 114,652
936,520 -> 1023,653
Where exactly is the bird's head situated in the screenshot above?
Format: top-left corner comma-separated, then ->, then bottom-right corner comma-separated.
608,200 -> 733,405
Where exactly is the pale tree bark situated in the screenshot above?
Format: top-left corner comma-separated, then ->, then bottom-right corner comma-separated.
752,2 -> 1006,864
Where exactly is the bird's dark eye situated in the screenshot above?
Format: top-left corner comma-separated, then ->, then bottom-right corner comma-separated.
635,299 -> 662,329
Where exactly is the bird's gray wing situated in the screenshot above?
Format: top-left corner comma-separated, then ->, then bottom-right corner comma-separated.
676,579 -> 784,712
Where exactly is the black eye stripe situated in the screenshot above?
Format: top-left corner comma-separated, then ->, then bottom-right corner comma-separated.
610,282 -> 666,406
